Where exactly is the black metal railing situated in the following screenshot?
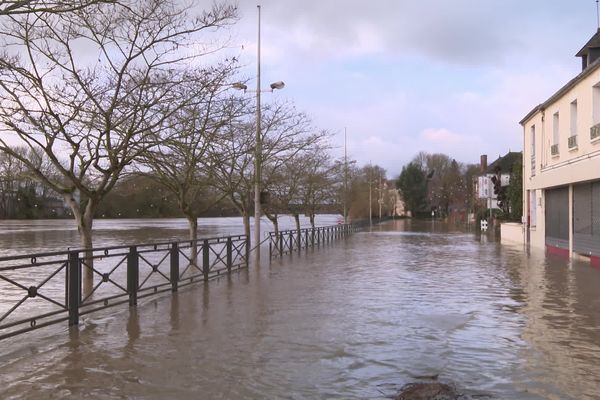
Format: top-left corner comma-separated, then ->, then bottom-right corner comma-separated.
268,224 -> 356,259
0,234 -> 248,341
591,123 -> 600,140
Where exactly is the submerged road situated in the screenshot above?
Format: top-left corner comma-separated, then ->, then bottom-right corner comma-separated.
1,220 -> 600,399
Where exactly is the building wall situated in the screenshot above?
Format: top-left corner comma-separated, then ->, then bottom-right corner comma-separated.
522,66 -> 600,253
500,222 -> 525,245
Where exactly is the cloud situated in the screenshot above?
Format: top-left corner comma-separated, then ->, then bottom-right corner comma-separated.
230,0 -> 591,67
421,128 -> 465,144
207,0 -> 596,177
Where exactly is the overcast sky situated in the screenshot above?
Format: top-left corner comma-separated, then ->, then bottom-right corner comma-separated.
218,0 -> 597,177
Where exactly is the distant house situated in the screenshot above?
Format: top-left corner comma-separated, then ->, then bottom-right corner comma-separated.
520,29 -> 600,261
476,152 -> 522,210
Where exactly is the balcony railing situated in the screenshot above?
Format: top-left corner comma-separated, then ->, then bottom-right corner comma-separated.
592,123 -> 600,140
550,144 -> 559,156
568,135 -> 578,149
530,154 -> 536,176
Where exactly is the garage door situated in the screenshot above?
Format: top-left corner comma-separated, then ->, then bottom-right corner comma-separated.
573,181 -> 600,257
545,187 -> 569,250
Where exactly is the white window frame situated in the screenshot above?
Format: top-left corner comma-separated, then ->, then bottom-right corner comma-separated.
593,84 -> 600,125
570,100 -> 578,136
530,190 -> 537,227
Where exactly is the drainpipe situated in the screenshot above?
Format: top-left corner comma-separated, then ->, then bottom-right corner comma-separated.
522,123 -> 527,247
569,184 -> 573,258
540,109 -> 545,169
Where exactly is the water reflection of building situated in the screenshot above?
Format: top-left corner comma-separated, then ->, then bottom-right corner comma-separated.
521,29 -> 600,264
513,249 -> 600,398
389,187 -> 407,217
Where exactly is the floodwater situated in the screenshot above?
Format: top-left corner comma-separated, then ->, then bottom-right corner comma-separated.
1,219 -> 600,399
0,215 -> 339,257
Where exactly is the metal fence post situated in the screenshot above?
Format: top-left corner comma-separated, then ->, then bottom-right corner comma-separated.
289,232 -> 293,253
203,239 -> 210,281
67,251 -> 80,326
304,230 -> 308,251
127,246 -> 139,306
279,232 -> 283,257
245,236 -> 250,265
227,237 -> 233,273
170,242 -> 179,292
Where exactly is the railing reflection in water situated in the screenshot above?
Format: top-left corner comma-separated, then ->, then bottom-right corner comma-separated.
0,234 -> 248,341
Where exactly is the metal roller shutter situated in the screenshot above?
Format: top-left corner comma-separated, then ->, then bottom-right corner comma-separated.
545,187 -> 569,249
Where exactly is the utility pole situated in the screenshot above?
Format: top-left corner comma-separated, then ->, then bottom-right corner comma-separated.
378,171 -> 382,220
232,6 -> 284,264
254,4 -> 262,265
369,161 -> 372,226
343,127 -> 348,224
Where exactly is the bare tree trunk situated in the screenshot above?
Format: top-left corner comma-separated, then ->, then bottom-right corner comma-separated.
309,213 -> 316,228
79,217 -> 94,297
242,212 -> 251,247
186,214 -> 198,267
266,213 -> 279,237
65,194 -> 96,297
294,213 -> 301,232
293,213 -> 301,249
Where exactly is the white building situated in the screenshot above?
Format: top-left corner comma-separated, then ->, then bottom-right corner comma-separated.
476,152 -> 521,211
520,29 -> 600,262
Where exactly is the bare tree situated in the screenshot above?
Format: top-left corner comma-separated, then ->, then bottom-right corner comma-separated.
264,143 -> 337,238
261,153 -> 303,237
137,64 -> 238,261
0,146 -> 60,217
299,146 -> 339,228
212,100 -> 321,247
0,0 -> 237,292
211,114 -> 255,243
347,164 -> 386,219
0,0 -> 116,16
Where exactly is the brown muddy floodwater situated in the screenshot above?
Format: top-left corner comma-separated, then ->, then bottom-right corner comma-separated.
1,219 -> 600,399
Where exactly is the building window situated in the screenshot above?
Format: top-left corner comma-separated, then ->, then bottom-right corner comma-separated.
594,84 -> 600,124
551,112 -> 560,156
570,100 -> 577,135
569,100 -> 578,149
530,190 -> 537,227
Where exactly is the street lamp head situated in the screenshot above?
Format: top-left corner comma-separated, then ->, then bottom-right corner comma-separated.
232,82 -> 248,91
270,81 -> 285,90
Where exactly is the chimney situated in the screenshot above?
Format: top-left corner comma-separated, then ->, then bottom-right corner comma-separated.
480,155 -> 487,173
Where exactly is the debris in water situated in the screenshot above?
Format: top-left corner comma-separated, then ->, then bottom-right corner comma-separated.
394,382 -> 461,400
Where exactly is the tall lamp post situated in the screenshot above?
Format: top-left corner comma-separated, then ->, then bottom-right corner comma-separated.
369,161 -> 372,227
233,5 -> 284,264
343,127 -> 348,224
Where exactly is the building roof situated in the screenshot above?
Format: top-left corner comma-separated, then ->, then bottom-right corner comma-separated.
486,151 -> 522,174
576,28 -> 600,57
519,57 -> 600,125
